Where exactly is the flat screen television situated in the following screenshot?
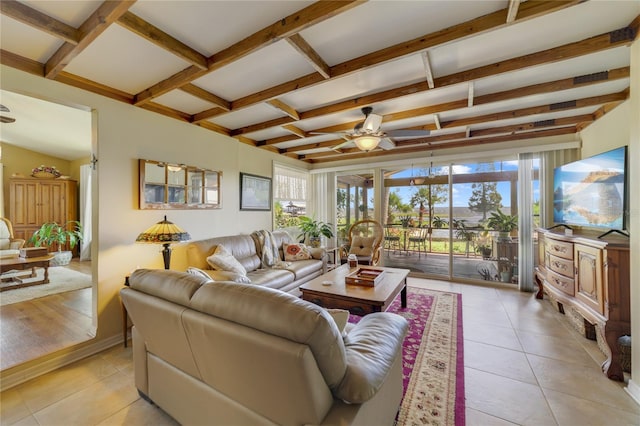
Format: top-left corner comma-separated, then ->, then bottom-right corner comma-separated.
553,146 -> 627,231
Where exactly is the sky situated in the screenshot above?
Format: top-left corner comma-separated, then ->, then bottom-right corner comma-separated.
388,160 -> 540,208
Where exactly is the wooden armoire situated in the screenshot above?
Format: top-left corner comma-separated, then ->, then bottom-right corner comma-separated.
9,177 -> 78,251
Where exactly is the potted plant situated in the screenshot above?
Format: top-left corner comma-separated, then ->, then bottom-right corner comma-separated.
297,216 -> 334,248
29,221 -> 83,266
486,209 -> 518,241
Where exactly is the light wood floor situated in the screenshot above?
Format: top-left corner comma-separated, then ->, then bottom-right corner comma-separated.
0,259 -> 93,371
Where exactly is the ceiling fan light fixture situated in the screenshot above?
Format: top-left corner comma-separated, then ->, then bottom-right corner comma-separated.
353,135 -> 380,151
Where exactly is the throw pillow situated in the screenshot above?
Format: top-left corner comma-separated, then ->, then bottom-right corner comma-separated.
327,308 -> 350,336
185,267 -> 214,282
349,236 -> 375,257
283,242 -> 312,261
206,244 -> 247,275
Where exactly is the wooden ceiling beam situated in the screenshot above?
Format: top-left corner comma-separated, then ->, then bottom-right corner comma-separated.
286,34 -> 331,79
45,1 -> 136,79
195,121 -> 232,136
248,65 -> 628,147
0,0 -> 80,44
506,0 -> 521,23
191,107 -> 228,123
0,49 -> 43,76
228,1 -> 580,113
180,84 -> 230,111
139,102 -> 191,122
233,28 -> 632,137
440,91 -> 628,129
282,125 -> 307,138
134,0 -> 363,106
117,11 -> 207,70
267,99 -> 300,120
421,51 -> 435,89
55,72 -> 133,104
280,138 -> 347,153
233,135 -> 257,146
304,127 -> 577,163
467,114 -> 593,138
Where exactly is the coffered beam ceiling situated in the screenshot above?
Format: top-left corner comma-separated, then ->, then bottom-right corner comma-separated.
1,1 -> 637,165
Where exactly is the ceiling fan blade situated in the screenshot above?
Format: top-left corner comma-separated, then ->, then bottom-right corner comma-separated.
377,138 -> 396,150
0,116 -> 16,123
363,113 -> 383,132
385,129 -> 430,138
331,139 -> 354,151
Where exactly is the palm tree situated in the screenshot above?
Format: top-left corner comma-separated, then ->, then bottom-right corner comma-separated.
410,187 -> 430,227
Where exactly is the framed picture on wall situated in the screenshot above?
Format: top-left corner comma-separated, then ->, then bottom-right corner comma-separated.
240,172 -> 271,211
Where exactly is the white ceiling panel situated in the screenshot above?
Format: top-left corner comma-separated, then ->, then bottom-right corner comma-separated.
193,40 -> 315,101
300,1 -> 504,66
63,25 -> 191,95
131,0 -> 315,57
0,16 -> 63,62
207,103 -> 284,130
21,0 -> 100,26
153,90 -> 218,115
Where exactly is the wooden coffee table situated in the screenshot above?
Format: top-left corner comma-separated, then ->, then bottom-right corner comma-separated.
0,255 -> 54,292
300,264 -> 409,316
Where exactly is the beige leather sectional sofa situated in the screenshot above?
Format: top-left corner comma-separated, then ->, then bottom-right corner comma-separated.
185,230 -> 326,295
121,269 -> 408,425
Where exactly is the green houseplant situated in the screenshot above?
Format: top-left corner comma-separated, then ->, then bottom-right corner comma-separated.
486,209 -> 518,241
29,221 -> 83,266
297,216 -> 334,247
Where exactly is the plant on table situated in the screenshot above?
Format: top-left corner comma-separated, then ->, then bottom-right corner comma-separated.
29,221 -> 83,265
297,216 -> 334,247
486,209 -> 518,241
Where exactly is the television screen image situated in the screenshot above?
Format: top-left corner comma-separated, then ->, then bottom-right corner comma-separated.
553,146 -> 627,230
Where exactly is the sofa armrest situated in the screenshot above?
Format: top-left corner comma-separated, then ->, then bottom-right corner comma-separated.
334,313 -> 408,403
308,247 -> 328,273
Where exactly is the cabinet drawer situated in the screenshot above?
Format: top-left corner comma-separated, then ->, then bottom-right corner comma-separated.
548,255 -> 574,278
547,240 -> 573,260
546,269 -> 575,296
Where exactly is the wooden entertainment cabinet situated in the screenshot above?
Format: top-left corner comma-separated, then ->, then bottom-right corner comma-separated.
534,227 -> 630,381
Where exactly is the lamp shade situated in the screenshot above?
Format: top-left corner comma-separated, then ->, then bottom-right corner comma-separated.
353,135 -> 380,151
136,216 -> 191,244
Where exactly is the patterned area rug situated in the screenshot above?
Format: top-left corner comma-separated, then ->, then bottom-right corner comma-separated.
350,287 -> 465,426
0,266 -> 91,306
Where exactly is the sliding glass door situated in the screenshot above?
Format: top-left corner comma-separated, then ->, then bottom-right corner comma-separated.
381,157 -> 531,285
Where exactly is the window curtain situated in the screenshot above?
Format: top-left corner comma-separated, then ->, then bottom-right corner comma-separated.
79,164 -> 92,261
517,153 -> 536,292
539,148 -> 579,228
273,165 -> 308,202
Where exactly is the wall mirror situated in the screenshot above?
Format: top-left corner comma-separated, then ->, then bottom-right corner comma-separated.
139,159 -> 221,209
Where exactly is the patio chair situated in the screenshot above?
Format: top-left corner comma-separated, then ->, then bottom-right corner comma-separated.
0,217 -> 25,259
384,225 -> 401,254
340,219 -> 384,266
407,226 -> 428,258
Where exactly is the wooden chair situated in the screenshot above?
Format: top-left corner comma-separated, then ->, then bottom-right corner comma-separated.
384,225 -> 401,254
407,226 -> 428,258
340,219 -> 384,266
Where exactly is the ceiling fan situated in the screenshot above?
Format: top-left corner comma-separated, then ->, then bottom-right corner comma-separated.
0,105 -> 16,123
314,107 -> 430,152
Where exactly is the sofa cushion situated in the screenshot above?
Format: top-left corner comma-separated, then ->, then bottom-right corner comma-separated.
283,242 -> 312,261
129,269 -> 210,306
186,267 -> 251,284
335,313 -> 408,404
189,281 -> 348,389
349,236 -> 375,257
284,259 -> 323,281
207,244 -> 247,276
246,268 -> 295,289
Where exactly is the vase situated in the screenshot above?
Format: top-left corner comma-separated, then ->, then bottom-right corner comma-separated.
51,251 -> 73,266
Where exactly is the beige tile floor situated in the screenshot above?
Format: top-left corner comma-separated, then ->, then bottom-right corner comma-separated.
1,278 -> 639,425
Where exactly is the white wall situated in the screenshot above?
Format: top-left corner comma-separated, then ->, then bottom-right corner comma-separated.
580,101 -> 631,159
0,65 -> 306,378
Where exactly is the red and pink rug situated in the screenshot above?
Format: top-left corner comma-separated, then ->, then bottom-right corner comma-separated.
350,287 -> 465,426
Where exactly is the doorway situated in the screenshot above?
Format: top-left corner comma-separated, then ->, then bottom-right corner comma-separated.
0,90 -> 95,370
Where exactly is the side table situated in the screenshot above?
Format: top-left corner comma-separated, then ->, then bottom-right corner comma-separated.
122,276 -> 130,347
324,247 -> 340,271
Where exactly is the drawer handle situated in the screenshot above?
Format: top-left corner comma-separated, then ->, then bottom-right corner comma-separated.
552,261 -> 567,271
552,245 -> 567,253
